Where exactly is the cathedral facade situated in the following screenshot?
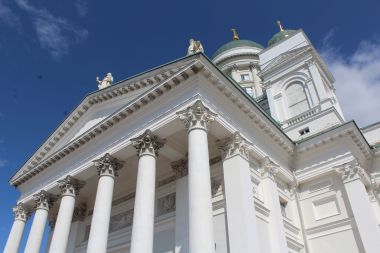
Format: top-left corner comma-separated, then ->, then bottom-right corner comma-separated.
4,23 -> 380,253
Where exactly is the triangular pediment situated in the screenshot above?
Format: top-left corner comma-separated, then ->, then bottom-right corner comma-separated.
11,53 -> 294,187
261,46 -> 311,74
11,55 -> 200,183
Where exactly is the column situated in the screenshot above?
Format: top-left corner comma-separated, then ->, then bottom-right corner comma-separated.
87,153 -> 124,253
177,100 -> 216,253
251,65 -> 263,97
130,130 -> 165,253
66,203 -> 87,253
171,158 -> 189,253
24,190 -> 54,253
217,132 -> 261,252
336,160 -> 380,253
260,157 -> 289,253
49,176 -> 84,253
44,217 -> 56,253
3,203 -> 30,253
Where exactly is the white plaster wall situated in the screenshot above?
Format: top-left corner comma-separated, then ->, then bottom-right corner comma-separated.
308,229 -> 360,253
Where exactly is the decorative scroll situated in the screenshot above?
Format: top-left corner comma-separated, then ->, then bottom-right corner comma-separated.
93,153 -> 124,177
131,130 -> 165,157
177,100 -> 217,132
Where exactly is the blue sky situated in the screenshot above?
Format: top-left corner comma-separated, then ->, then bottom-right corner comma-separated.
1,0 -> 380,250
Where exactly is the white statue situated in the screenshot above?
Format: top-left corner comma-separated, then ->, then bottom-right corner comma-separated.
187,38 -> 204,55
96,73 -> 113,90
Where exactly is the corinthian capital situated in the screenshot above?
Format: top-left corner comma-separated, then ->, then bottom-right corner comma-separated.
93,153 -> 124,177
171,158 -> 188,179
217,132 -> 251,160
57,175 -> 85,197
33,190 -> 55,211
176,100 -> 217,132
335,159 -> 366,183
13,203 -> 31,222
261,156 -> 280,179
131,130 -> 165,157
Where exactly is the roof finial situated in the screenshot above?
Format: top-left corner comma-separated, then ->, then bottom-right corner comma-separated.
231,28 -> 240,41
276,20 -> 284,32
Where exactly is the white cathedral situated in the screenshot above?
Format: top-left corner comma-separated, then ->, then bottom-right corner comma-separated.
4,22 -> 380,253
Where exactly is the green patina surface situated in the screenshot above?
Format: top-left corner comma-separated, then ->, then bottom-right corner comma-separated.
268,30 -> 297,46
212,40 -> 264,59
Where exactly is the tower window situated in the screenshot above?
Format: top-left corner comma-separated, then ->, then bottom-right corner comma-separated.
240,74 -> 250,81
280,200 -> 287,217
245,87 -> 253,96
286,82 -> 310,117
299,127 -> 310,136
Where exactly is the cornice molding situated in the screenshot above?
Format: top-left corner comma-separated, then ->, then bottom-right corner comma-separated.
296,123 -> 373,161
200,64 -> 295,155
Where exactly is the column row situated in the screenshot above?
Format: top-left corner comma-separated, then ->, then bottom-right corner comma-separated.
4,100 -> 219,253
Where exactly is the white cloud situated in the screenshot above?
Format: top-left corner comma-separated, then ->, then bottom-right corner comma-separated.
75,0 -> 88,17
0,0 -> 22,31
14,0 -> 88,60
0,159 -> 6,167
320,34 -> 380,127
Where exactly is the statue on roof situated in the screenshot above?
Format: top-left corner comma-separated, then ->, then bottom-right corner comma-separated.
187,38 -> 204,55
96,72 -> 113,90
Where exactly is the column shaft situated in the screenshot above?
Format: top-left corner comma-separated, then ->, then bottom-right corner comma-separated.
86,153 -> 123,253
343,178 -> 380,253
24,208 -> 49,253
175,175 -> 189,253
130,154 -> 156,253
86,175 -> 115,253
223,155 -> 261,252
188,129 -> 215,253
3,219 -> 26,253
262,177 -> 289,253
48,195 -> 76,253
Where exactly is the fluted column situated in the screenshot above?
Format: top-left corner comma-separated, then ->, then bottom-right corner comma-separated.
130,130 -> 165,253
335,160 -> 380,253
48,176 -> 84,253
172,158 -> 189,253
217,132 -> 261,253
177,100 -> 217,253
24,190 -> 54,253
3,203 -> 30,253
87,153 -> 124,253
260,157 -> 288,253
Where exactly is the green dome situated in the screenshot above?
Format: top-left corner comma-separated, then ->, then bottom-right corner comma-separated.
268,30 -> 296,46
212,39 -> 264,59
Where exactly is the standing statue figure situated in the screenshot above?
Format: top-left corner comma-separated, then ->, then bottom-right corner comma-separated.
187,38 -> 204,55
96,72 -> 114,90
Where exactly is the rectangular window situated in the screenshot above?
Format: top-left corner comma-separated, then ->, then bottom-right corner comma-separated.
280,200 -> 287,217
241,74 -> 250,81
299,127 -> 310,136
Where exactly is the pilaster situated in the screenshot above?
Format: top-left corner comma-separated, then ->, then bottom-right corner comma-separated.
335,159 -> 380,253
218,132 -> 261,253
260,157 -> 288,253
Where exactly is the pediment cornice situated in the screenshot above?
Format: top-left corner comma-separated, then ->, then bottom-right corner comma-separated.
10,55 -> 201,186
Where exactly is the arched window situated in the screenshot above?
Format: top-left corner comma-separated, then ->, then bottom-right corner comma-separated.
285,82 -> 310,117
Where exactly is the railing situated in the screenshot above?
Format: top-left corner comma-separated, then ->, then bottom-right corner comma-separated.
282,106 -> 321,128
